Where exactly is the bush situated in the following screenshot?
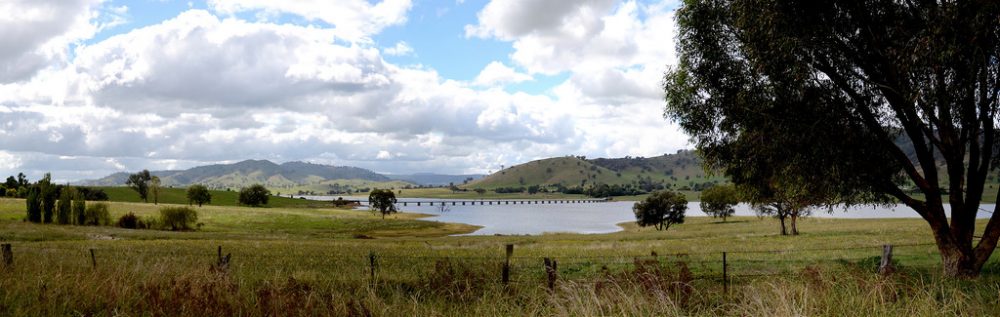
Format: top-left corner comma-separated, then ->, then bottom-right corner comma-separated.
76,187 -> 109,201
159,207 -> 198,231
238,184 -> 270,207
116,212 -> 148,229
83,203 -> 111,226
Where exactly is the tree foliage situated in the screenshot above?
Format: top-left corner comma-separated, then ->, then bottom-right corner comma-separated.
38,174 -> 57,224
73,190 -> 86,225
186,184 -> 212,207
126,170 -> 152,203
238,184 -> 270,207
368,189 -> 398,219
633,190 -> 687,231
149,176 -> 161,205
664,0 -> 1000,277
56,186 -> 73,225
25,186 -> 41,223
699,184 -> 739,222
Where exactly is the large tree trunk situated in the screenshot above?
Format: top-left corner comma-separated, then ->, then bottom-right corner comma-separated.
905,198 -> 1000,278
790,214 -> 799,235
939,246 -> 982,278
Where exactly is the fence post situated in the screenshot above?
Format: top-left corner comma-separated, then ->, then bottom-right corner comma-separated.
502,244 -> 513,285
1,243 -> 12,269
544,257 -> 558,290
879,244 -> 894,275
722,251 -> 728,294
90,249 -> 97,269
369,251 -> 377,288
213,246 -> 231,272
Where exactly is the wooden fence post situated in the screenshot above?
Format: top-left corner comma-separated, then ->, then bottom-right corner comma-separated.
722,252 -> 728,294
213,246 -> 231,272
1,243 -> 12,270
502,244 -> 513,285
90,249 -> 97,269
369,251 -> 377,288
879,244 -> 894,275
544,258 -> 558,290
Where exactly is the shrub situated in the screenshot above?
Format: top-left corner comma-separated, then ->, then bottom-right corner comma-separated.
117,212 -> 143,229
83,203 -> 111,226
143,216 -> 160,230
159,207 -> 198,231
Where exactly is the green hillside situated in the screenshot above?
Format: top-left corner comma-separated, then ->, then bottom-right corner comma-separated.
80,160 -> 399,190
271,179 -> 414,196
466,150 -> 726,192
97,186 -> 328,208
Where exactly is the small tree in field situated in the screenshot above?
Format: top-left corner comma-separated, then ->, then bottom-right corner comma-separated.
126,170 -> 152,203
149,176 -> 161,205
25,186 -> 41,223
186,184 -> 211,207
700,184 -> 739,222
238,184 -> 270,207
73,190 -> 85,225
633,190 -> 687,231
368,189 -> 398,219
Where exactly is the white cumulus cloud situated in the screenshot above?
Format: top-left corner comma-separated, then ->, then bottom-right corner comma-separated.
473,61 -> 532,87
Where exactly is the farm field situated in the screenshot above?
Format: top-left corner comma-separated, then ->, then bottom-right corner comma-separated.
1,197 -> 999,316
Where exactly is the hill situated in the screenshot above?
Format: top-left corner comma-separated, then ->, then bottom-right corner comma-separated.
465,150 -> 725,193
386,173 -> 484,186
78,160 -> 405,192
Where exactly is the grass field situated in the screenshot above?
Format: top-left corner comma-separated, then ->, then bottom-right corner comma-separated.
1,197 -> 999,316
97,186 -> 333,208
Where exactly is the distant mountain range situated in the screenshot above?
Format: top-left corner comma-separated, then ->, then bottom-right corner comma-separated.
79,151 -> 718,192
78,160 -> 482,188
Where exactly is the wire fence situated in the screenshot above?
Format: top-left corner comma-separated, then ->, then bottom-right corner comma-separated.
0,241 -> 953,290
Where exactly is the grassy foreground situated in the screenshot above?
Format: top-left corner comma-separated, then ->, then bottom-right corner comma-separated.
1,198 -> 999,316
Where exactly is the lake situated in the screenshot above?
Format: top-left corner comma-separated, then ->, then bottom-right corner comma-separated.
300,196 -> 995,235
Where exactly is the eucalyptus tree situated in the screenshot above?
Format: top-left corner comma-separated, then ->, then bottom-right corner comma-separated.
664,0 -> 1000,277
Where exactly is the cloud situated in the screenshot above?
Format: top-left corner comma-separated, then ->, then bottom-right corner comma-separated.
0,1 -> 690,182
0,0 -> 109,83
473,61 -> 532,87
465,0 -> 616,40
467,1 -> 678,76
383,41 -> 414,56
207,0 -> 412,41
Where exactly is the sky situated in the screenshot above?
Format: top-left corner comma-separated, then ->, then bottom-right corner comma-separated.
0,0 -> 688,182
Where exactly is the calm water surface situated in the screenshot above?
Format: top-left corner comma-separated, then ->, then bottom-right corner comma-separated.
301,196 -> 994,235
